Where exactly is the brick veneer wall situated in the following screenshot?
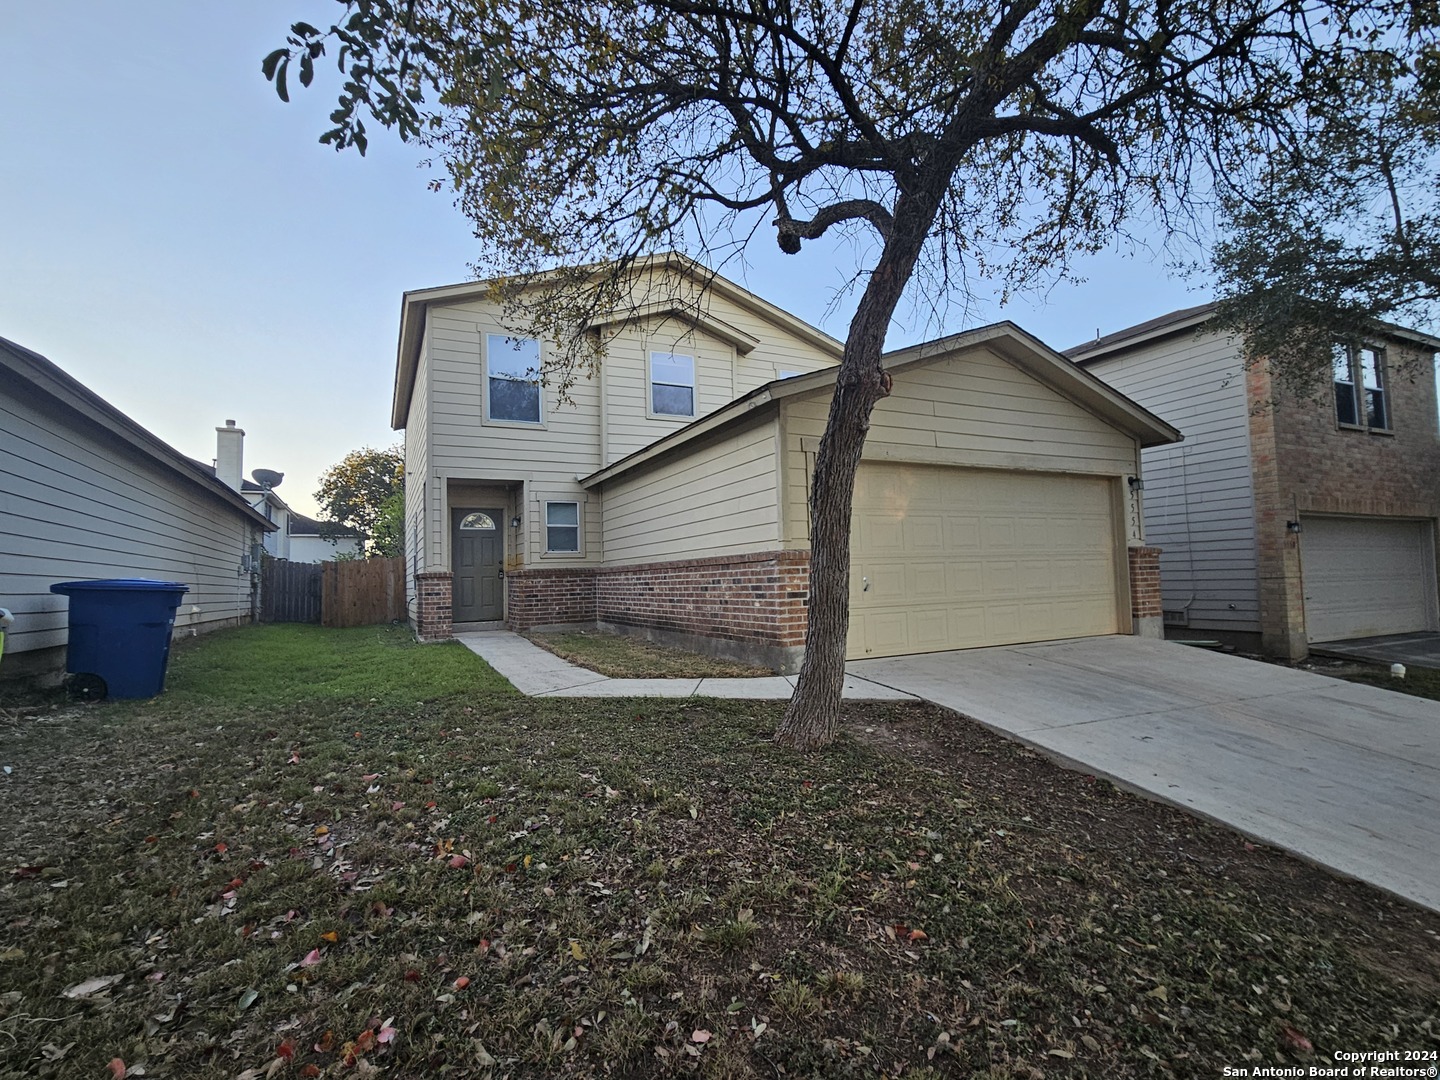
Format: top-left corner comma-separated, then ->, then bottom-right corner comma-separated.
1249,344 -> 1440,658
1127,546 -> 1163,638
506,550 -> 812,668
414,572 -> 453,642
594,550 -> 811,647
506,566 -> 598,630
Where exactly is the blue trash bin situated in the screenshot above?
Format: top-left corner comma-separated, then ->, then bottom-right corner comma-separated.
49,579 -> 190,699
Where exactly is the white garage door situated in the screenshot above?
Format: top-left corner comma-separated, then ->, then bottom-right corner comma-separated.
847,464 -> 1120,659
1302,516 -> 1436,642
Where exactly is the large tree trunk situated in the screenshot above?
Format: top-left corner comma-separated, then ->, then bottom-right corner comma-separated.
775,197 -> 940,750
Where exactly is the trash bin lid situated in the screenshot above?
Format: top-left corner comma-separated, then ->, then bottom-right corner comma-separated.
51,579 -> 191,595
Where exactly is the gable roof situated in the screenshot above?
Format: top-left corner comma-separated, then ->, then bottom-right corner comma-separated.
1064,303 -> 1217,362
1066,301 -> 1440,364
581,321 -> 1181,489
0,336 -> 275,531
391,252 -> 843,429
288,513 -> 364,538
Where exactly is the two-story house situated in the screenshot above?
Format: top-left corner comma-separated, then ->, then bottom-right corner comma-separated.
393,254 -> 1180,672
1069,304 -> 1440,659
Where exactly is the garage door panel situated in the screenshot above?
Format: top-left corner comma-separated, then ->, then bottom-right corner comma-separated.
848,464 -> 1119,659
1302,517 -> 1435,642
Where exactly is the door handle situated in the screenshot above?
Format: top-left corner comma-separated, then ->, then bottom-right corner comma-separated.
862,576 -> 869,592
498,568 -> 505,579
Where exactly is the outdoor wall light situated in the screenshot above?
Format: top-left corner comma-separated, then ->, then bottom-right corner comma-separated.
510,516 -> 522,528
1286,520 -> 1303,534
1127,476 -> 1145,491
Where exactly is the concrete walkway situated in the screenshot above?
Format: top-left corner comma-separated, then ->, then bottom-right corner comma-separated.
453,631 -> 916,700
850,636 -> 1440,913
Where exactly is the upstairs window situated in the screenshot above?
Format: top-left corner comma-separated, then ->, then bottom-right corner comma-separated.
486,334 -> 542,424
650,351 -> 695,417
1333,343 -> 1389,431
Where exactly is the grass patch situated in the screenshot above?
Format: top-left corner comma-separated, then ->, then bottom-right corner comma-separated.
528,628 -> 772,678
1324,661 -> 1440,701
0,623 -> 1436,1078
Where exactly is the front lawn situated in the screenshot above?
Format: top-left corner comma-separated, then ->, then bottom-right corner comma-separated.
0,624 -> 1435,1078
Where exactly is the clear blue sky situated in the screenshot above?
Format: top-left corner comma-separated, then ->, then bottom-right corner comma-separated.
1,1 -> 1202,516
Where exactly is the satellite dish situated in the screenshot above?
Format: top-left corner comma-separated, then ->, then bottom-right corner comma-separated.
251,468 -> 284,489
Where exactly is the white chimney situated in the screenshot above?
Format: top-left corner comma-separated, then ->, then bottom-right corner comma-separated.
215,420 -> 245,491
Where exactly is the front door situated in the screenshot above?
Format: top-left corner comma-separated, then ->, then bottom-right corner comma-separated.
452,508 -> 504,622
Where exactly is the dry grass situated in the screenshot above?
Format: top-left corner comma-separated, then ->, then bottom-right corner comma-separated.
528,629 -> 773,678
0,624 -> 1436,1078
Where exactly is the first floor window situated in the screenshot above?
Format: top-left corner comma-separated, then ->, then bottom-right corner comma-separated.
545,501 -> 579,552
487,334 -> 542,423
1333,343 -> 1388,430
650,351 -> 695,417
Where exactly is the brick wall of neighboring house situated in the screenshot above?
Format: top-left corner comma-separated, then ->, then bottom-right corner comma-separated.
414,572 -> 454,642
1127,545 -> 1164,639
507,550 -> 811,671
1249,341 -> 1440,657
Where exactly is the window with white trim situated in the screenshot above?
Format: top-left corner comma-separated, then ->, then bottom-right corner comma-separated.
545,501 -> 580,553
649,351 -> 695,417
777,369 -> 802,380
486,334 -> 542,424
1333,343 -> 1389,431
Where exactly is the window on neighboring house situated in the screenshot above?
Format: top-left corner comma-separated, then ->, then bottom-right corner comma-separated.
545,501 -> 580,553
1333,343 -> 1389,431
650,351 -> 695,417
777,369 -> 802,380
486,334 -> 542,423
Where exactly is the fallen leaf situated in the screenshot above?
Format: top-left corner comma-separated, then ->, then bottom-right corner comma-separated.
238,988 -> 259,1011
300,1067 -> 321,1078
39,1043 -> 74,1062
361,773 -> 380,781
355,1029 -> 376,1052
214,842 -> 228,854
320,931 -> 339,943
314,1031 -> 334,1052
377,1021 -> 398,1045
299,949 -> 322,967
447,854 -> 469,869
61,974 -> 122,999
569,940 -> 586,961
454,976 -> 470,989
277,1038 -> 296,1061
908,929 -> 929,941
403,970 -> 421,983
1145,985 -> 1169,1002
691,1029 -> 712,1043
313,826 -> 329,837
108,1058 -> 126,1078
1279,1025 -> 1313,1053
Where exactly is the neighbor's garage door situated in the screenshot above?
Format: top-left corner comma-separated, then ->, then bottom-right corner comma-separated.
1301,516 -> 1436,642
847,464 -> 1120,659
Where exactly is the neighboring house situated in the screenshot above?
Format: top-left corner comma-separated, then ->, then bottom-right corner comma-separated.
1069,305 -> 1440,659
288,514 -> 365,563
0,337 -> 274,682
393,255 -> 1179,671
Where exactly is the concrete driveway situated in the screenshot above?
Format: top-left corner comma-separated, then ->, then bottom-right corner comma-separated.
849,636 -> 1440,913
1312,631 -> 1440,668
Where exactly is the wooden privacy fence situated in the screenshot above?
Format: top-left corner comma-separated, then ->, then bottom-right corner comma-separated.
322,556 -> 406,628
260,556 -> 323,623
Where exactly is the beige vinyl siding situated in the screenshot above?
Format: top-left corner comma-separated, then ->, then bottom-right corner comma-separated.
782,347 -> 1140,545
1,384 -> 258,657
598,319 -> 739,464
403,319 -> 432,623
1082,328 -> 1258,632
601,416 -> 781,565
425,302 -> 604,567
